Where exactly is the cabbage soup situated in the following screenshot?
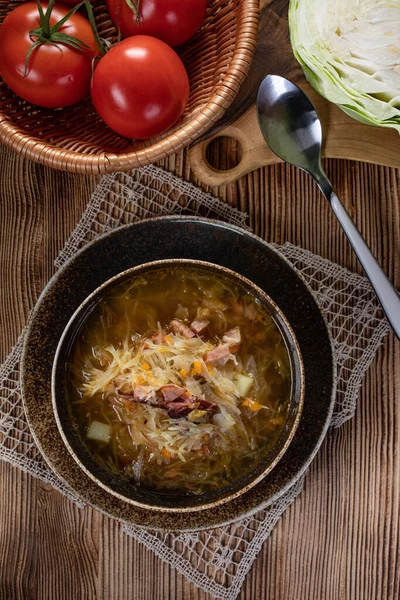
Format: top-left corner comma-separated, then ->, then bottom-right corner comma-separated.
66,265 -> 292,495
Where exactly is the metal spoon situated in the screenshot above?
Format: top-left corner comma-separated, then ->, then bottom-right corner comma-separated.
257,74 -> 400,340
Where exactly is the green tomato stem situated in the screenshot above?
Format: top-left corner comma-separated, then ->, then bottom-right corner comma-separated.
125,0 -> 141,25
25,0 -> 106,77
82,0 -> 106,56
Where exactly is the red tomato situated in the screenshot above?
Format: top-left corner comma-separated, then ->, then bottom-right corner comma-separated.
91,36 -> 189,139
106,0 -> 206,47
0,2 -> 99,108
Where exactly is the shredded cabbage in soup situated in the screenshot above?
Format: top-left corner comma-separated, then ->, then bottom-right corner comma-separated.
67,268 -> 291,495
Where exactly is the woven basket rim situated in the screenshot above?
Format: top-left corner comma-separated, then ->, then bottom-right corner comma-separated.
0,0 -> 260,174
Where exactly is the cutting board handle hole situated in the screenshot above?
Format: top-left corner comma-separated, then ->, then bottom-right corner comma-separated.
205,136 -> 243,172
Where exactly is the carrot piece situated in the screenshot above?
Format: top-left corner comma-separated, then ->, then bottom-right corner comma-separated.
249,401 -> 262,411
179,368 -> 188,378
192,361 -> 203,375
142,362 -> 151,371
165,335 -> 172,343
242,398 -> 262,411
161,448 -> 172,459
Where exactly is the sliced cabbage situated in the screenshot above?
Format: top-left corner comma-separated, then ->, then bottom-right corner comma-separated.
289,0 -> 400,132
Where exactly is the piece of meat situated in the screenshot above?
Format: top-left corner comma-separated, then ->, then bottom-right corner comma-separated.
159,384 -> 187,403
160,386 -> 198,418
222,327 -> 241,352
169,319 -> 195,338
149,330 -> 167,344
160,386 -> 218,419
197,398 -> 218,414
163,392 -> 198,419
203,343 -> 232,364
133,386 -> 159,403
117,385 -> 160,406
190,318 -> 210,335
116,383 -> 217,420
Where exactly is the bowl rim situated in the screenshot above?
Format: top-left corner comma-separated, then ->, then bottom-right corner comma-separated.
51,257 -> 305,512
0,0 -> 260,174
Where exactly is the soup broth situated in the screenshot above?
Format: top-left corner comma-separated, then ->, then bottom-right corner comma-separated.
67,266 -> 292,495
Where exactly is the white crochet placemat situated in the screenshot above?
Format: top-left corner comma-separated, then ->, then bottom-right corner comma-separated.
0,165 -> 391,600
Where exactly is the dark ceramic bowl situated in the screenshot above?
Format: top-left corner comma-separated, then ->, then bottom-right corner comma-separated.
21,217 -> 336,530
52,259 -> 305,513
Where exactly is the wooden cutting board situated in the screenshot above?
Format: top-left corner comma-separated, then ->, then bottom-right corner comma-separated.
188,0 -> 400,187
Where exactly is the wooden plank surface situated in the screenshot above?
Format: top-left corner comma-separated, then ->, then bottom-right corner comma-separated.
0,142 -> 399,600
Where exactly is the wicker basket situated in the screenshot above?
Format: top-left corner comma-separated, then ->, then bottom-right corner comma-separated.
0,0 -> 259,174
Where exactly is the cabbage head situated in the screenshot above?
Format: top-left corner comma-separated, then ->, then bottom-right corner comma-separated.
289,0 -> 400,133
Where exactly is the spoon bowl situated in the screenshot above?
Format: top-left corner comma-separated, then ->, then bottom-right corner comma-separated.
257,76 -> 322,173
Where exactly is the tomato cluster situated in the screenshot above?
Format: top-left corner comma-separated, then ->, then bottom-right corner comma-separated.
0,0 -> 206,139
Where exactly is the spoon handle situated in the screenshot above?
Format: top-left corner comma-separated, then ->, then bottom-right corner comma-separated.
326,189 -> 400,339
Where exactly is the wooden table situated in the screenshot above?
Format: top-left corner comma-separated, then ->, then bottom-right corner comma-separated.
0,142 -> 399,600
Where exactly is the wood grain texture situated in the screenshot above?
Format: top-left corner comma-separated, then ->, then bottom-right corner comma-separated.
0,141 -> 399,600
